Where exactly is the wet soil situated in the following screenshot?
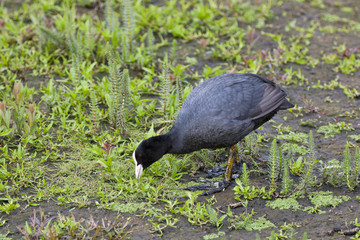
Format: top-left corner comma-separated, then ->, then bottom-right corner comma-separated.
1,0 -> 360,239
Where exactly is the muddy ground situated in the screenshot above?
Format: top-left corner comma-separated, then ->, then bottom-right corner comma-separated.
1,0 -> 360,239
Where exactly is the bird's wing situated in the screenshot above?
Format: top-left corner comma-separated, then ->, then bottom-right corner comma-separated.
249,83 -> 288,120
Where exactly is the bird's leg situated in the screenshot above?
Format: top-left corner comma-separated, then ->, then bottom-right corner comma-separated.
225,145 -> 238,181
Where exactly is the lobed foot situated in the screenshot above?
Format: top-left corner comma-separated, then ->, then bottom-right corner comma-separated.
186,179 -> 231,195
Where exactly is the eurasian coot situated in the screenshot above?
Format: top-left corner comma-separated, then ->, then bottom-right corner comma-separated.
133,73 -> 294,181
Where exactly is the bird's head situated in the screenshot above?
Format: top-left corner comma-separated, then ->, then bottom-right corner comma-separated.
132,136 -> 170,179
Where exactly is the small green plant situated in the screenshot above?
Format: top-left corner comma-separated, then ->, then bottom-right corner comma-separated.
321,145 -> 360,189
321,159 -> 343,186
300,131 -> 317,192
105,0 -> 115,32
175,74 -> 183,108
161,55 -> 170,116
0,102 -> 11,130
266,197 -> 302,210
344,144 -> 354,190
317,122 -> 354,138
243,132 -> 261,156
356,146 -> 360,183
203,231 -> 225,240
147,28 -> 154,55
308,191 -> 351,208
90,142 -> 116,174
268,139 -> 280,190
281,153 -> 293,195
89,89 -> 99,134
170,39 -> 177,65
148,212 -> 178,237
106,49 -> 131,132
0,197 -> 20,214
123,0 -> 135,51
228,202 -> 275,231
233,179 -> 271,201
0,82 -> 39,137
242,163 -> 250,187
177,191 -> 210,226
349,134 -> 360,142
206,205 -> 227,230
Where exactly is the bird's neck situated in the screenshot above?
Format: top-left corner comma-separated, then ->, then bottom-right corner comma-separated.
151,133 -> 173,157
165,127 -> 184,154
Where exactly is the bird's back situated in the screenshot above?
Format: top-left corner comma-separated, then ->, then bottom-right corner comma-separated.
168,73 -> 293,154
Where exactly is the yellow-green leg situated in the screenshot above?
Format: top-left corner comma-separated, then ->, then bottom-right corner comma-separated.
225,145 -> 239,181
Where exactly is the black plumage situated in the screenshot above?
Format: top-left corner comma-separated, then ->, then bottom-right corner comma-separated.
133,73 -> 294,179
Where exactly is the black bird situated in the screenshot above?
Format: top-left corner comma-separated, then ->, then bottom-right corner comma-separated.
133,73 -> 294,182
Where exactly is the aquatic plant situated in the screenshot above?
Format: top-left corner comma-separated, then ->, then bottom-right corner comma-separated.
321,159 -> 343,186
355,146 -> 360,183
107,49 -> 131,131
281,152 -> 293,195
105,0 -> 115,32
175,74 -> 183,108
266,197 -> 302,210
343,144 -> 353,190
242,163 -> 250,188
123,0 -> 135,51
300,131 -> 317,192
317,122 -> 354,138
162,55 -> 170,115
147,28 -> 154,55
268,139 -> 280,190
89,89 -> 98,134
170,39 -> 177,65
206,205 -> 227,230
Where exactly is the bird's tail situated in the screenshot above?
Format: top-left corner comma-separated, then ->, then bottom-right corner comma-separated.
279,99 -> 294,110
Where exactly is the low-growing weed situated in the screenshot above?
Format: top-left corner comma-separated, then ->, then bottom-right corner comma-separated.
317,122 -> 354,138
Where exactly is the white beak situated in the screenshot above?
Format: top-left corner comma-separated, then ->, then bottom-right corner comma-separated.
135,164 -> 143,179
133,150 -> 143,179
